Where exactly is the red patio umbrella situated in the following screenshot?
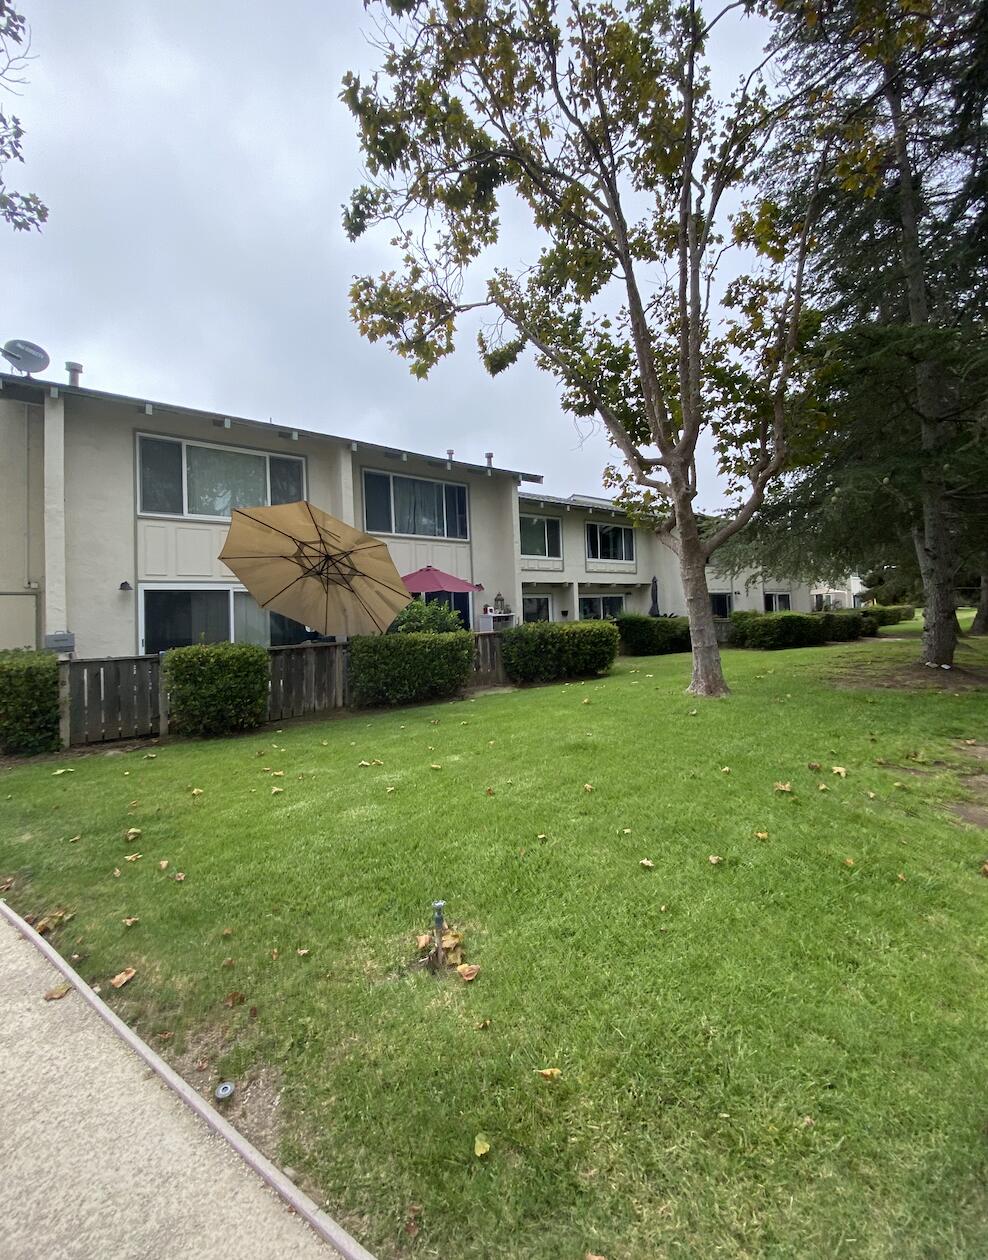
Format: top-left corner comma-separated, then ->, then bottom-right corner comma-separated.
401,565 -> 483,594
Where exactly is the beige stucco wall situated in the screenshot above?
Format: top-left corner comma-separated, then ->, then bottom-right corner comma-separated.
57,395 -> 356,656
0,397 -> 44,648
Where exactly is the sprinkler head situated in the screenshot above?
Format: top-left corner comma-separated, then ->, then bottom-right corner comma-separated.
214,1080 -> 236,1102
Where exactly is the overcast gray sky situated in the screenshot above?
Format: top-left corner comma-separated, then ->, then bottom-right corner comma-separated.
1,2 -> 767,503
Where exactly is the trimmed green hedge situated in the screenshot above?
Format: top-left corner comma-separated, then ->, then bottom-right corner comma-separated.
863,605 -> 914,627
615,613 -> 691,656
817,611 -> 864,641
388,599 -> 463,634
350,631 -> 473,706
499,621 -> 619,684
162,642 -> 270,736
731,611 -> 828,650
858,612 -> 879,636
0,649 -> 59,754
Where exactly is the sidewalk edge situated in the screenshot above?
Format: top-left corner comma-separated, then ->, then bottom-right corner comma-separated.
0,898 -> 377,1260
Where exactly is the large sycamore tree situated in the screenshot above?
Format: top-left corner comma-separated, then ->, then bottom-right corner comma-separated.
0,1 -> 46,232
343,0 -> 828,696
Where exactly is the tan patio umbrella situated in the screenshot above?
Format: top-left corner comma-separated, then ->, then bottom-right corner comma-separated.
218,501 -> 412,636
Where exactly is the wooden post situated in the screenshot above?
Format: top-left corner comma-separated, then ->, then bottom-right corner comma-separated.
157,660 -> 169,739
58,660 -> 71,750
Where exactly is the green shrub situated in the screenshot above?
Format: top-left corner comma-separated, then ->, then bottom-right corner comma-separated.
858,612 -> 879,636
0,649 -> 59,754
615,613 -> 691,655
500,621 -> 619,684
350,631 -> 473,706
388,598 -> 463,634
729,610 -> 762,647
816,611 -> 863,641
863,605 -> 910,627
739,612 -> 829,650
163,641 -> 270,736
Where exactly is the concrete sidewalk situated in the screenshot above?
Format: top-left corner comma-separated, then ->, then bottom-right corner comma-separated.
0,914 -> 344,1260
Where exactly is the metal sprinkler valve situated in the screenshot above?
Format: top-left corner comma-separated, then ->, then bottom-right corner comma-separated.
432,900 -> 446,967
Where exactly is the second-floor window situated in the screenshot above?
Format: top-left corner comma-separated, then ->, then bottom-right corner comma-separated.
586,522 -> 635,562
520,514 -> 562,558
138,435 -> 304,518
363,470 -> 468,540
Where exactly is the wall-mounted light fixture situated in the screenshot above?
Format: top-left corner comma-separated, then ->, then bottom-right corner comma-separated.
119,581 -> 133,592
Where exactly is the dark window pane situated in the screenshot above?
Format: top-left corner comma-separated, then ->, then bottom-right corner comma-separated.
139,437 -> 183,515
545,519 -> 562,558
586,524 -> 599,558
520,515 -> 546,556
710,592 -> 733,617
270,456 -> 303,505
445,484 -> 468,538
394,476 -> 444,535
777,593 -> 791,611
270,612 -> 311,645
523,596 -> 550,622
602,596 -> 625,618
579,596 -> 601,619
424,589 -> 470,628
364,472 -> 393,532
144,589 -> 229,654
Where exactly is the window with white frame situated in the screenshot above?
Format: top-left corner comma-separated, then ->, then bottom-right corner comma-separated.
520,515 -> 562,558
138,435 -> 304,518
764,592 -> 792,612
141,586 -> 310,655
363,470 -> 468,539
710,592 -> 733,617
522,594 -> 552,622
585,522 -> 634,561
579,594 -> 625,620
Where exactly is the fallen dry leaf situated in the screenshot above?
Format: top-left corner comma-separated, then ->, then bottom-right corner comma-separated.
112,868 -> 121,878
1,875 -> 14,892
157,1031 -> 174,1042
44,983 -> 71,1001
582,697 -> 590,704
194,1058 -> 210,1072
371,759 -> 384,766
67,835 -> 81,844
867,791 -> 876,800
124,852 -> 142,861
358,760 -> 371,767
386,785 -> 397,794
271,948 -> 279,960
754,831 -> 769,840
639,858 -> 654,869
296,948 -> 309,957
143,753 -> 156,760
475,1019 -> 491,1030
271,786 -> 284,795
980,862 -> 988,878
416,933 -> 432,951
583,783 -> 593,793
158,860 -> 169,871
51,768 -> 75,776
271,770 -> 285,777
621,827 -> 632,834
535,1067 -> 562,1081
843,857 -> 855,868
774,782 -> 792,793
818,783 -> 829,792
174,872 -> 186,882
721,766 -> 731,774
223,990 -> 245,1007
430,763 -> 442,770
222,927 -> 232,936
474,1133 -> 490,1158
125,827 -> 142,842
122,916 -> 139,927
537,833 -> 547,840
832,766 -> 847,778
807,761 -> 822,771
457,963 -> 481,982
110,967 -> 136,989
191,787 -> 204,797
708,855 -> 723,865
897,873 -> 907,882
485,787 -> 495,796
586,1254 -> 609,1260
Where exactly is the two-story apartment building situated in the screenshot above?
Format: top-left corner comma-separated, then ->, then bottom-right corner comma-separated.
517,491 -> 812,623
0,369 -> 812,657
0,373 -> 537,657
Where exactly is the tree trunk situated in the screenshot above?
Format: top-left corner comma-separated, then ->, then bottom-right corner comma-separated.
885,75 -> 958,667
971,572 -> 988,635
677,502 -> 730,697
912,516 -> 957,665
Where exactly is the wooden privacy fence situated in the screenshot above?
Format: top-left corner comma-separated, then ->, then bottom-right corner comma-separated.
58,635 -> 505,747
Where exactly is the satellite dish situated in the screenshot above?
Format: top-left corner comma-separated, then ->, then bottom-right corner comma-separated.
2,339 -> 51,375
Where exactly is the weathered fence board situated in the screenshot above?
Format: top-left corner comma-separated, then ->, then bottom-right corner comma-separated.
59,634 -> 502,747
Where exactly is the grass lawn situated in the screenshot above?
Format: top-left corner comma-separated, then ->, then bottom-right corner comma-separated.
2,634 -> 987,1259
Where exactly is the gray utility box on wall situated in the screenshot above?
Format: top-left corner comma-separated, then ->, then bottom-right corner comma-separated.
44,630 -> 76,653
